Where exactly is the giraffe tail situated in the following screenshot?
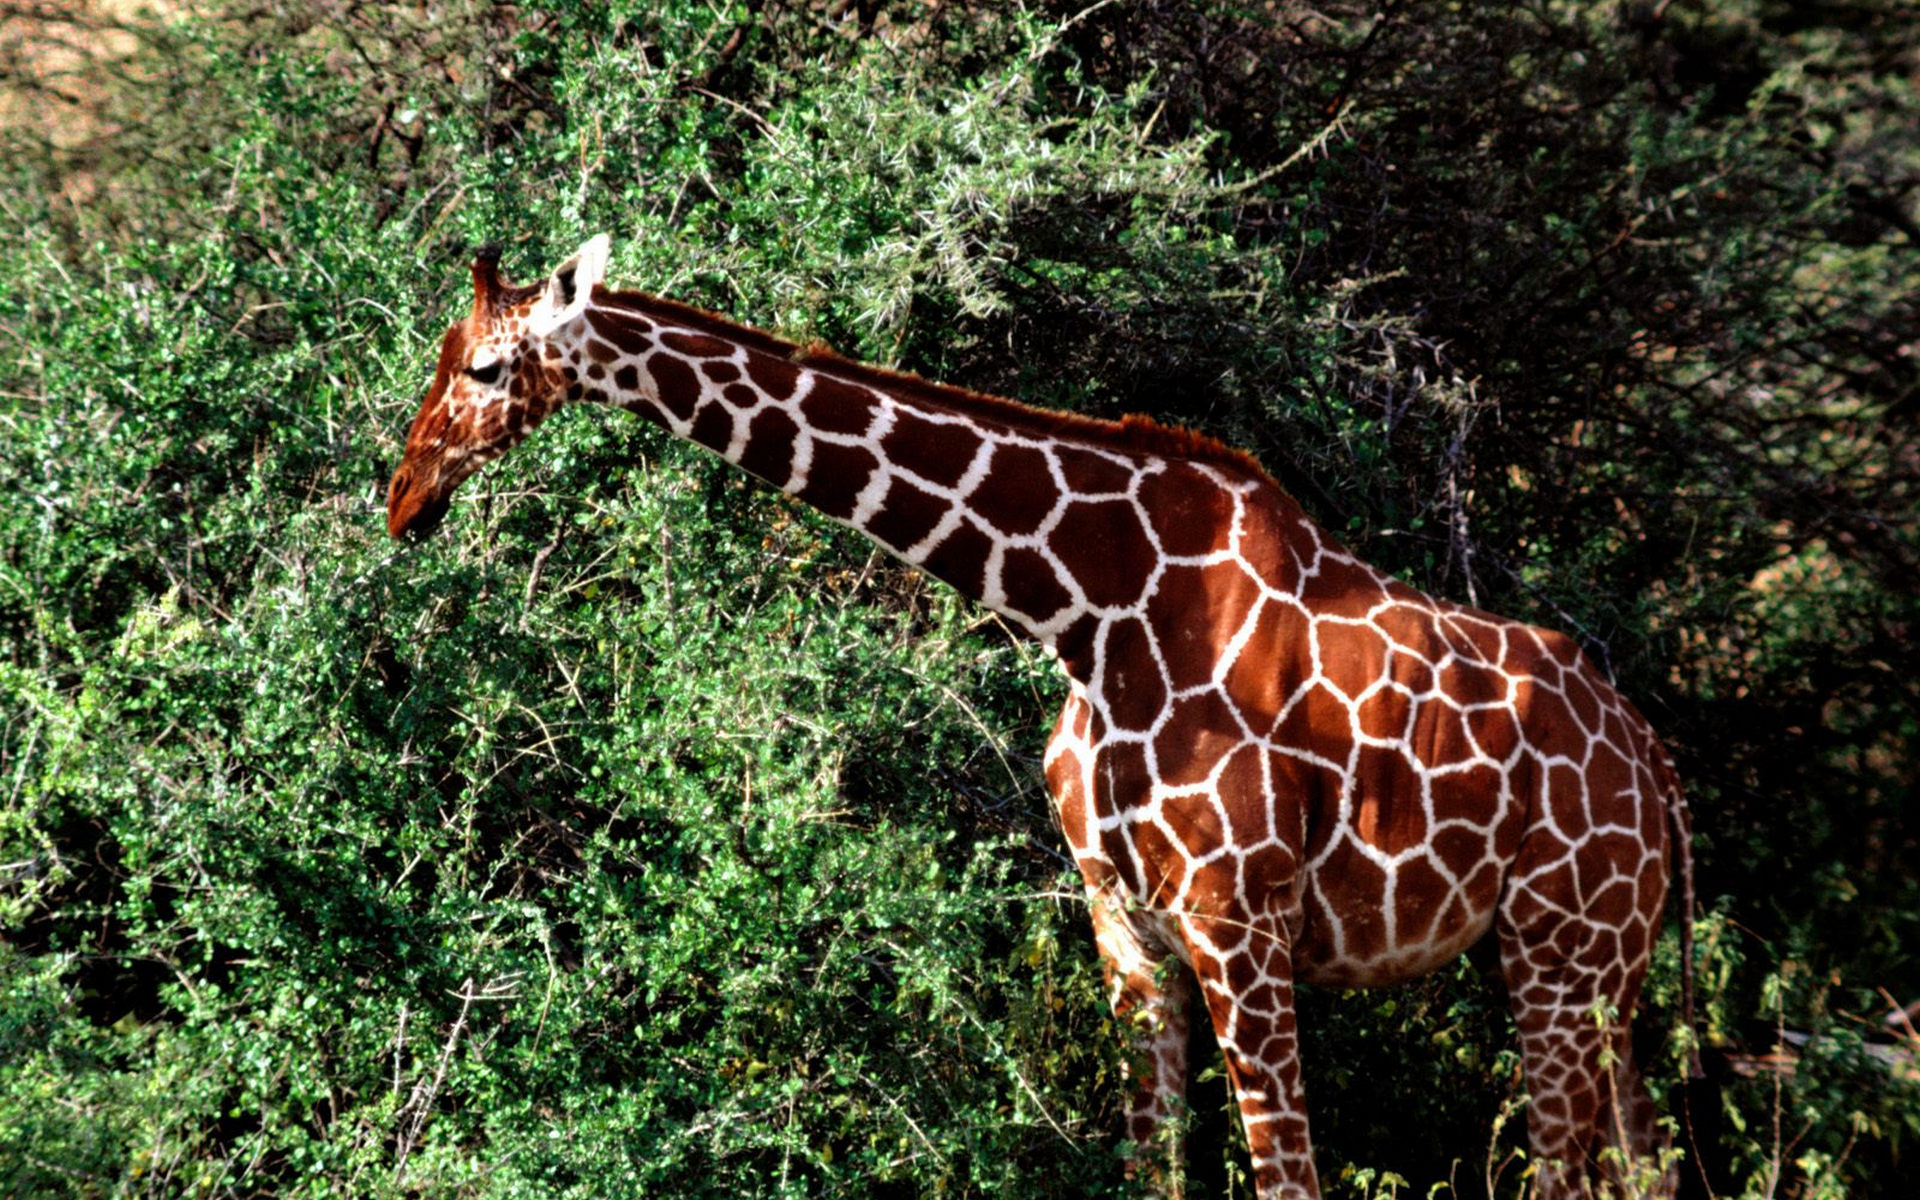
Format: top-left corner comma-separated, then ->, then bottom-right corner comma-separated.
1664,763 -> 1703,1080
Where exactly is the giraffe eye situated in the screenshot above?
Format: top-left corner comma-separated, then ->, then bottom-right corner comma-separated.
466,359 -> 505,385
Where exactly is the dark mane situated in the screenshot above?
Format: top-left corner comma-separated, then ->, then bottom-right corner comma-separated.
594,286 -> 1278,487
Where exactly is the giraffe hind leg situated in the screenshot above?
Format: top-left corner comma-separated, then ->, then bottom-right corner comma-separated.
1498,915 -> 1670,1198
1089,887 -> 1195,1198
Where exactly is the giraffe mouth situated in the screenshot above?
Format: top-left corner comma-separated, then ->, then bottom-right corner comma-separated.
387,468 -> 452,541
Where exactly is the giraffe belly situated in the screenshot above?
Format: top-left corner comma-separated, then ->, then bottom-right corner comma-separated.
1293,835 -> 1508,988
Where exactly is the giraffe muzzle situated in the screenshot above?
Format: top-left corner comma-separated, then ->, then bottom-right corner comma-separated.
387,468 -> 452,541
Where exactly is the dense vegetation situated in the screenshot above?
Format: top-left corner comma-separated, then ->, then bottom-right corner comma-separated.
2,2 -> 1914,1196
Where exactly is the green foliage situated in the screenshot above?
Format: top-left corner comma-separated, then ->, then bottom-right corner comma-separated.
3,1 -> 1915,1197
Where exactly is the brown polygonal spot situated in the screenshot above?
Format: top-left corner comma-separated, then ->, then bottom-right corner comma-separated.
1392,856 -> 1449,948
1371,601 -> 1444,657
1242,981 -> 1285,1017
1542,759 -> 1589,820
1216,743 -> 1273,847
1586,878 -> 1636,929
662,330 -> 734,358
1437,894 -> 1475,943
1436,657 -> 1506,708
1162,793 -> 1228,859
1315,843 -> 1390,962
587,310 -> 654,355
1270,681 -> 1351,759
1578,832 -> 1648,893
882,410 -> 981,489
1396,653 -> 1438,697
799,375 -> 877,436
1421,707 -> 1482,770
1431,826 -> 1495,877
1152,690 -> 1245,787
1584,744 -> 1636,821
1098,618 -> 1165,732
1547,916 -> 1587,960
1225,600 -> 1313,723
647,353 -> 700,421
723,383 -> 759,409
1638,785 -> 1666,843
1525,675 -> 1583,747
969,443 -> 1058,536
1533,627 -> 1582,666
1637,851 -> 1667,901
1466,704 -> 1524,763
1241,841 -> 1299,892
738,407 -> 801,489
1263,754 -> 1318,849
1522,863 -> 1581,931
798,440 -> 878,519
1357,685 -> 1415,742
1136,466 -> 1233,558
1182,858 -> 1241,922
1097,822 -> 1146,896
1297,558 -> 1394,621
1051,499 -> 1156,609
1146,562 -> 1261,693
1052,613 -> 1100,677
1440,611 -> 1507,664
1319,620 -> 1391,702
1351,745 -> 1429,852
1239,500 -> 1310,592
999,547 -> 1072,625
1428,762 -> 1508,830
1057,445 -> 1136,496
1095,740 -> 1151,809
744,352 -> 802,400
920,517 -> 994,597
702,360 -> 742,383
1564,668 -> 1604,734
864,476 -> 950,553
1462,860 -> 1505,914
689,402 -> 734,452
1603,705 -> 1634,754
1132,821 -> 1188,905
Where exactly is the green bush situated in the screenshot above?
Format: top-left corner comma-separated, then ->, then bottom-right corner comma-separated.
3,2 -> 1914,1196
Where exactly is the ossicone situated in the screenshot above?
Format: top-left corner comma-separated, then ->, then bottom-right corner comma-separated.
471,243 -> 505,321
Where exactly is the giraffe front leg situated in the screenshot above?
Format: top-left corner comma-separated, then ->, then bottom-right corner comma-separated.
1182,913 -> 1318,1200
1089,887 -> 1194,1198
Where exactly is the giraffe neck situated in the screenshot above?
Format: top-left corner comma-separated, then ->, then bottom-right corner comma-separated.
565,288 -> 1325,668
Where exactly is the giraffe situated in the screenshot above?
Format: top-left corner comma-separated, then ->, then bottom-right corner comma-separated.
387,236 -> 1696,1199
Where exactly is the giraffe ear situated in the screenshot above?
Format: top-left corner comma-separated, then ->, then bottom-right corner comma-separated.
531,233 -> 611,335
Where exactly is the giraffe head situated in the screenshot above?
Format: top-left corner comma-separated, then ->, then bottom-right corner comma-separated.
386,235 -> 611,539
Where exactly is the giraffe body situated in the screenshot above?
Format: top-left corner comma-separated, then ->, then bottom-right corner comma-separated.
389,238 -> 1692,1198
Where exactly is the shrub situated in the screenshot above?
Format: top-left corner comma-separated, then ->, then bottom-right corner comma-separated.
2,2 -> 1914,1196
